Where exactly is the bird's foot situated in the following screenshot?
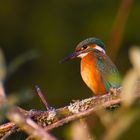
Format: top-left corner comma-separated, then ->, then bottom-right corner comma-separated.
109,87 -> 121,96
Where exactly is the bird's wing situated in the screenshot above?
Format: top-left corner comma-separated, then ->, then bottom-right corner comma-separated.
95,51 -> 120,90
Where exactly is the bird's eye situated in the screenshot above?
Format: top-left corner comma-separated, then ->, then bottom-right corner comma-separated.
75,45 -> 88,52
82,45 -> 88,50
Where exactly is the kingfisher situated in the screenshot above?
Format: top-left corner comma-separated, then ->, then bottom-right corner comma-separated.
61,37 -> 120,95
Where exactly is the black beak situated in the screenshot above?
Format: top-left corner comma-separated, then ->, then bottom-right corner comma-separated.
60,51 -> 80,63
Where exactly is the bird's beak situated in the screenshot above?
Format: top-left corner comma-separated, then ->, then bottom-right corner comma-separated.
60,51 -> 80,63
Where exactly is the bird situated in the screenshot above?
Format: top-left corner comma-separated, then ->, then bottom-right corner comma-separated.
61,37 -> 120,95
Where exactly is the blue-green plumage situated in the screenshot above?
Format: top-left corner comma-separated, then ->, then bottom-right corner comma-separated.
94,50 -> 120,90
76,38 -> 106,51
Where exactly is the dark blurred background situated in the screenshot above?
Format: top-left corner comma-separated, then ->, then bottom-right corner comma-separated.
0,0 -> 140,139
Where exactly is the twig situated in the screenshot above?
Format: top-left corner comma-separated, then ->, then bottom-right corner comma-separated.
1,125 -> 18,140
7,107 -> 57,140
0,82 -> 6,105
0,122 -> 17,139
35,86 -> 50,110
108,0 -> 133,60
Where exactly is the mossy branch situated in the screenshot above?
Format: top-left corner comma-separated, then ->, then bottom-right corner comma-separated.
0,87 -> 129,139
0,83 -> 140,140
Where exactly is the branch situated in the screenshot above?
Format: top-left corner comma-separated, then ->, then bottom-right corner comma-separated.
0,87 -> 121,139
7,107 -> 57,140
108,0 -> 133,60
0,86 -> 140,139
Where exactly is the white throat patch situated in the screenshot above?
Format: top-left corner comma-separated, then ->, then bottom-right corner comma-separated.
95,45 -> 106,54
78,53 -> 88,58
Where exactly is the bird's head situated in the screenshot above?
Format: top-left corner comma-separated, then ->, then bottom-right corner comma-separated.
61,37 -> 106,62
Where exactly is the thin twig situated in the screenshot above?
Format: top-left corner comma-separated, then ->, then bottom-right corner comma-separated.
1,125 -> 18,140
7,107 -> 57,140
108,0 -> 133,60
35,86 -> 50,110
0,82 -> 6,105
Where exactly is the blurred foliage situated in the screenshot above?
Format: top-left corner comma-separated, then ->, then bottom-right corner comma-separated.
0,0 -> 140,139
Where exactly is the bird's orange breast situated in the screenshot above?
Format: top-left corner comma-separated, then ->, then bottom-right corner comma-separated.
81,52 -> 107,95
